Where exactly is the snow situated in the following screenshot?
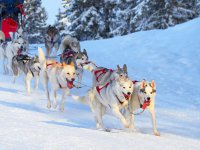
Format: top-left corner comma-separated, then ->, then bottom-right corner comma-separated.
0,17 -> 200,149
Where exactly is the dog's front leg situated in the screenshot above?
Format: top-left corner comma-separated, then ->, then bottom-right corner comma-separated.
25,72 -> 32,95
148,105 -> 160,136
112,106 -> 129,128
77,70 -> 83,88
60,89 -> 69,112
34,76 -> 39,90
53,90 -> 57,109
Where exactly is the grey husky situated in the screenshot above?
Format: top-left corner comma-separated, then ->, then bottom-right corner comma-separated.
92,64 -> 128,87
12,54 -> 41,94
72,75 -> 134,131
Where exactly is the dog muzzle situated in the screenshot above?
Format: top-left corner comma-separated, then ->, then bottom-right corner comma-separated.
123,92 -> 131,100
142,99 -> 151,109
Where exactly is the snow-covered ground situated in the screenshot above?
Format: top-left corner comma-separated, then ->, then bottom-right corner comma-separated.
0,18 -> 200,149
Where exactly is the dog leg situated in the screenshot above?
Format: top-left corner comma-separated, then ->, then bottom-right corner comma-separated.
112,106 -> 129,128
34,76 -> 39,90
78,72 -> 83,88
53,90 -> 57,109
149,108 -> 160,136
60,89 -> 69,112
41,72 -> 51,109
25,73 -> 32,95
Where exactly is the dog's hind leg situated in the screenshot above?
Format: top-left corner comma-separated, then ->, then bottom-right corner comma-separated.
60,89 -> 69,112
53,90 -> 57,109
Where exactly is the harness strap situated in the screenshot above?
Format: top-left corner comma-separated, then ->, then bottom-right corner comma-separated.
94,69 -> 113,82
96,82 -> 110,95
46,62 -> 58,67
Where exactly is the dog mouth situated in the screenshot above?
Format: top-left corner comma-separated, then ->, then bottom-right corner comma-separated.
123,92 -> 131,100
66,78 -> 74,89
142,99 -> 151,109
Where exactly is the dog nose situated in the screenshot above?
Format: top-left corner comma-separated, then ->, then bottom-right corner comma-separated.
20,46 -> 23,49
71,78 -> 75,81
147,97 -> 151,101
127,92 -> 131,95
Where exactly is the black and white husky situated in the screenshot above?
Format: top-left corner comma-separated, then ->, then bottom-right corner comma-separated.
12,54 -> 41,94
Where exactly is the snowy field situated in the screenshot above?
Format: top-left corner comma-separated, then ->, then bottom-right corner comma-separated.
0,18 -> 200,149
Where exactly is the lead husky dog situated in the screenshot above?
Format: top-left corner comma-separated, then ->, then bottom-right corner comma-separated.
38,47 -> 76,111
45,25 -> 61,57
124,80 -> 160,136
92,64 -> 128,87
72,76 -> 134,131
12,54 -> 41,94
4,37 -> 26,74
9,26 -> 29,52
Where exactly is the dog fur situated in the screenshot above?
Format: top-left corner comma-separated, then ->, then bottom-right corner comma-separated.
45,25 -> 61,57
12,54 -> 41,94
92,64 -> 128,87
72,76 -> 134,131
124,80 -> 160,136
38,47 -> 76,111
3,37 -> 25,74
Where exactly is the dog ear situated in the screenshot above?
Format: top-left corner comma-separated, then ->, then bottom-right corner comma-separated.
70,61 -> 75,67
123,64 -> 127,75
151,80 -> 156,89
117,65 -> 121,71
83,49 -> 87,54
141,80 -> 146,89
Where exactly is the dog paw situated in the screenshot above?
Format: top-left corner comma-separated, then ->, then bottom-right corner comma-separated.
154,132 -> 160,136
60,105 -> 64,112
47,102 -> 51,109
53,103 -> 57,109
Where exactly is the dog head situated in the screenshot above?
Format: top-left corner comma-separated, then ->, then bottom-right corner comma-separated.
114,64 -> 128,80
76,49 -> 88,63
13,38 -> 26,53
139,80 -> 156,108
47,25 -> 59,39
116,77 -> 134,101
60,61 -> 76,89
31,55 -> 41,71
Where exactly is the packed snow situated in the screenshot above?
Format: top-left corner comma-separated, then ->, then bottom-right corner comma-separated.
0,18 -> 200,149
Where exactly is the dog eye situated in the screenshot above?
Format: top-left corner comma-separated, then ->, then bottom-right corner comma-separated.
129,87 -> 131,88
123,87 -> 125,89
73,73 -> 76,75
120,75 -> 123,77
144,91 -> 146,94
67,73 -> 70,75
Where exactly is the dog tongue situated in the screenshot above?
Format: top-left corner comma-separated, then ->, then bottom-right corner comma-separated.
67,81 -> 74,89
142,100 -> 151,109
123,93 -> 130,100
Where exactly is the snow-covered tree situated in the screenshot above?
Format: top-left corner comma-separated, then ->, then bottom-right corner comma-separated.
24,0 -> 47,43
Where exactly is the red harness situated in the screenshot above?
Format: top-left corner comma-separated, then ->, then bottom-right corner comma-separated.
94,68 -> 113,82
46,62 -> 58,67
96,82 -> 110,95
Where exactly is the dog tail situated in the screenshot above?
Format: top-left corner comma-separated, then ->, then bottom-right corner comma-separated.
71,95 -> 88,105
38,47 -> 46,70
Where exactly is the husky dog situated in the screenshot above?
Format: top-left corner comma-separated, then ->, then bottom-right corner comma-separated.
38,47 -> 76,111
92,64 -> 128,87
9,26 -> 29,52
72,75 -> 134,131
124,80 -> 160,136
60,35 -> 80,68
4,37 -> 26,74
60,35 -> 80,54
76,49 -> 96,88
12,54 -> 41,94
45,25 -> 61,57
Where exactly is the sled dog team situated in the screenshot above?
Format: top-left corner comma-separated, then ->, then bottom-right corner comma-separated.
0,26 -> 160,136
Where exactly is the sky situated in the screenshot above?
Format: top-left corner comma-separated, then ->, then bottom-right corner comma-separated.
41,0 -> 62,25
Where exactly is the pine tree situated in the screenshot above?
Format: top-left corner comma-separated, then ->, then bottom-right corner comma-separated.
24,0 -> 47,43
